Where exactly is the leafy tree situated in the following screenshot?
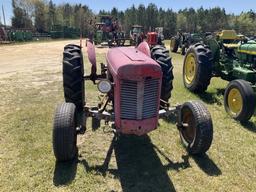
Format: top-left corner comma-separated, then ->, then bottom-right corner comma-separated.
177,13 -> 187,32
47,0 -> 56,30
164,9 -> 177,37
236,13 -> 255,35
11,0 -> 33,28
146,3 -> 158,31
34,0 -> 47,32
10,1 -> 256,37
137,4 -> 146,26
111,7 -> 118,19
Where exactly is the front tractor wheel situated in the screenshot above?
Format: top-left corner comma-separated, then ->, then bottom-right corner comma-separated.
179,101 -> 213,155
63,44 -> 85,111
183,43 -> 213,93
224,80 -> 256,122
53,103 -> 78,162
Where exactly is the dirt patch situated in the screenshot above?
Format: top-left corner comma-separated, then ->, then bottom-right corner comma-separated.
0,40 -> 109,79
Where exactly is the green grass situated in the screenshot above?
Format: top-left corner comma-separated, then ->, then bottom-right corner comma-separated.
0,41 -> 256,191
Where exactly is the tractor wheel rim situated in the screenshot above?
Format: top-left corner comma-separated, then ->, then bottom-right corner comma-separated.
181,108 -> 196,143
184,53 -> 196,84
227,88 -> 243,115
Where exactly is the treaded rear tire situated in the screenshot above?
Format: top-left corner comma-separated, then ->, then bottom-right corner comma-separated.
224,79 -> 256,122
183,43 -> 213,93
53,102 -> 78,162
151,45 -> 174,102
63,44 -> 85,111
179,101 -> 213,155
170,37 -> 179,53
181,45 -> 186,55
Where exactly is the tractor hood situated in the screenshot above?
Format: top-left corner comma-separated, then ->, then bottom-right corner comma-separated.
106,47 -> 162,80
238,42 -> 256,55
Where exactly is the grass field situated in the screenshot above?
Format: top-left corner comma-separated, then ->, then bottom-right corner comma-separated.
0,40 -> 256,192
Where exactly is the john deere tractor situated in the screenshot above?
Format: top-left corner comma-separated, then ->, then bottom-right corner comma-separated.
183,30 -> 256,122
170,31 -> 204,55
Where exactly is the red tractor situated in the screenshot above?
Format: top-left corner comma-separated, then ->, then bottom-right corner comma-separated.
92,15 -> 125,47
52,40 -> 213,162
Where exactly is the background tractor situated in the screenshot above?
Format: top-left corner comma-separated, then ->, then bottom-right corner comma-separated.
129,25 -> 145,46
170,31 -> 204,55
146,29 -> 165,48
129,26 -> 164,47
52,40 -> 214,162
92,15 -> 126,47
155,27 -> 165,45
183,29 -> 256,122
0,27 -> 8,42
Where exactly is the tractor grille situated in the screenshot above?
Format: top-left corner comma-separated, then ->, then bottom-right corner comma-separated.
143,78 -> 159,119
120,80 -> 138,119
120,78 -> 159,120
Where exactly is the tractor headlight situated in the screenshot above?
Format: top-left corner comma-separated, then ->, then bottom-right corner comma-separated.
97,80 -> 112,93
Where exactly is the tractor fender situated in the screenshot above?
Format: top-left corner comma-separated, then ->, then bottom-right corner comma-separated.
137,41 -> 151,57
86,39 -> 97,79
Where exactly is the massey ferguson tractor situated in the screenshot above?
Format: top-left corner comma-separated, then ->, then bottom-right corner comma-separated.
52,38 -> 213,162
183,30 -> 256,122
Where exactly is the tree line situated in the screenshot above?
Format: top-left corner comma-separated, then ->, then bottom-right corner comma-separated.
10,0 -> 256,37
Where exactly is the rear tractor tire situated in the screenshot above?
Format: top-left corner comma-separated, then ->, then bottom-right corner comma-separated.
178,101 -> 213,155
170,37 -> 179,53
183,43 -> 213,93
53,103 -> 78,162
181,45 -> 186,55
63,44 -> 85,111
224,79 -> 256,122
151,45 -> 174,103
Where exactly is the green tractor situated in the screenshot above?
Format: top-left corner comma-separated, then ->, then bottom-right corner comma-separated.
183,30 -> 256,122
93,15 -> 125,47
170,31 -> 204,55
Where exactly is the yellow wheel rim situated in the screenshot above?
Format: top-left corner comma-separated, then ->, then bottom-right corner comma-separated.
227,88 -> 243,115
184,53 -> 196,84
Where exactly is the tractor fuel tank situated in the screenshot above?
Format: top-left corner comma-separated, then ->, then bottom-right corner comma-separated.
106,47 -> 162,135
